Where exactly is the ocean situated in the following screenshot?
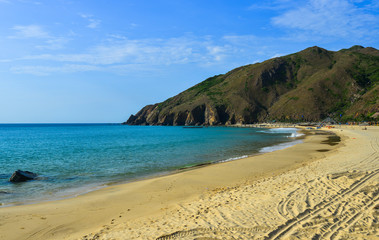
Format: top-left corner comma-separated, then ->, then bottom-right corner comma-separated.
0,124 -> 302,206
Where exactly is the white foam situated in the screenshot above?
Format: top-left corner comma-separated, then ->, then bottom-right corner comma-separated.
259,140 -> 302,153
288,132 -> 305,138
267,127 -> 298,132
217,155 -> 249,163
257,130 -> 268,133
259,128 -> 304,138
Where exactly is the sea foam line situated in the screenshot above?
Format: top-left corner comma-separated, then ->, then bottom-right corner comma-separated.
216,155 -> 249,163
258,127 -> 304,138
259,140 -> 303,153
288,132 -> 305,138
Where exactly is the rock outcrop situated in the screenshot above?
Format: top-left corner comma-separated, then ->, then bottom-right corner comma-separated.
124,46 -> 379,125
9,170 -> 38,182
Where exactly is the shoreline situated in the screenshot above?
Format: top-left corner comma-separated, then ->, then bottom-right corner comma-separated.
1,126 -> 377,240
0,127 -> 304,208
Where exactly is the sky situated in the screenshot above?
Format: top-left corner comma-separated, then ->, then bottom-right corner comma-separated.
0,0 -> 378,123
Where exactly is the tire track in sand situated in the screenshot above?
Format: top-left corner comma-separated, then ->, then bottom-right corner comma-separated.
155,169 -> 378,240
265,169 -> 379,240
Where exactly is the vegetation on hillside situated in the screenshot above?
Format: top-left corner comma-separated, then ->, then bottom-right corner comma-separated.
125,46 -> 379,125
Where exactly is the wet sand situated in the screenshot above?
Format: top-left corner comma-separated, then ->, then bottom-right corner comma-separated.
0,126 -> 378,240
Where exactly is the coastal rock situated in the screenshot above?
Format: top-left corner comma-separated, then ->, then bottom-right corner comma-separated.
9,170 -> 38,182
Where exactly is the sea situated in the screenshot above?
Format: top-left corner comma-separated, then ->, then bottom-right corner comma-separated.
0,124 -> 303,206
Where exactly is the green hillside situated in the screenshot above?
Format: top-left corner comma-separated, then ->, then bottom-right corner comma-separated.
125,46 -> 379,125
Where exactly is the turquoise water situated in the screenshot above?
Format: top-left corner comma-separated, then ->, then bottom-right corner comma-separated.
0,124 -> 301,206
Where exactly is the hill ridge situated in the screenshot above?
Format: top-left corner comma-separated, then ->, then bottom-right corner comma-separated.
125,46 -> 379,125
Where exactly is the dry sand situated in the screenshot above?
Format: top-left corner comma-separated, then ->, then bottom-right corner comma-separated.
0,126 -> 378,240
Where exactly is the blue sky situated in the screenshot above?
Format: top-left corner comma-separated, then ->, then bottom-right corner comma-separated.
0,0 -> 378,123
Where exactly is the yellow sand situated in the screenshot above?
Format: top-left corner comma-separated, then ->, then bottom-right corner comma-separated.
0,126 -> 378,240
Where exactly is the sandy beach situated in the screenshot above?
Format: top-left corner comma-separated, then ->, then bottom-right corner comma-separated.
1,125 -> 378,240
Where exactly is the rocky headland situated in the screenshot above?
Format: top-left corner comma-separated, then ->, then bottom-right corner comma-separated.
125,46 -> 379,126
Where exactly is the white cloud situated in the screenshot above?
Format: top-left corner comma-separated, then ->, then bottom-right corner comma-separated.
4,34 -> 289,76
5,35 -> 241,75
272,0 -> 379,40
129,23 -> 138,29
80,14 -> 101,29
18,36 -> 226,66
36,37 -> 69,50
248,0 -> 302,11
10,25 -> 50,39
207,46 -> 226,61
9,24 -> 68,49
223,35 -> 257,47
270,53 -> 284,59
10,64 -> 101,76
222,35 -> 282,58
248,2 -> 281,10
87,19 -> 100,29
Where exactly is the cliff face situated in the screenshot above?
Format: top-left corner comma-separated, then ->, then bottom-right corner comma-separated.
125,46 -> 379,125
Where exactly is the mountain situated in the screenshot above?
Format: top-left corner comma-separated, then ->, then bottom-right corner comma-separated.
124,46 -> 379,125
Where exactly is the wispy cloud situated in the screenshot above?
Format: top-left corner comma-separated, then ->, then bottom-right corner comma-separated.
10,64 -> 101,76
248,0 -> 302,11
222,34 -> 281,58
37,37 -> 69,50
7,35 -> 254,75
129,23 -> 138,29
10,25 -> 49,39
272,0 -> 379,41
9,24 -> 68,49
18,36 -> 224,65
3,29 -> 297,76
270,53 -> 285,59
80,14 -> 101,29
223,35 -> 258,47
